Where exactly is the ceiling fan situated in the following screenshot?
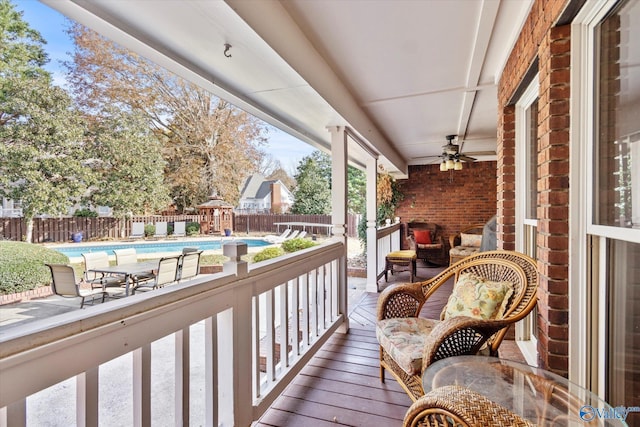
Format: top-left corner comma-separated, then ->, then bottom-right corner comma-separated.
412,135 -> 495,170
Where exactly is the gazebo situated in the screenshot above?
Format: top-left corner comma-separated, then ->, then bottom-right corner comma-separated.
196,193 -> 233,235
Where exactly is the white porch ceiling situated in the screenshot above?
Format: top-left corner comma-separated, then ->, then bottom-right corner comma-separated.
42,0 -> 533,177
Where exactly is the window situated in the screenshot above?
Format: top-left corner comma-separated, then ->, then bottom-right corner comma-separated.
594,0 -> 639,229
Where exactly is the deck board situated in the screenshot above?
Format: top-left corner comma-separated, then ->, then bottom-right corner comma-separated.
255,291 -> 413,426
256,264 -> 524,426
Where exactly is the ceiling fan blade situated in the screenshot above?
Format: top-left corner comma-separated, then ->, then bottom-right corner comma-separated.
463,150 -> 496,156
459,154 -> 477,162
411,154 -> 443,160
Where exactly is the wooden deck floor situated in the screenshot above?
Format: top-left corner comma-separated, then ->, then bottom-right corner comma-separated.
255,263 -> 526,427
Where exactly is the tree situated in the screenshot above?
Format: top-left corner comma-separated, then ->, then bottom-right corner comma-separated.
65,23 -> 268,209
291,150 -> 367,215
291,152 -> 331,214
86,108 -> 170,218
0,0 -> 89,242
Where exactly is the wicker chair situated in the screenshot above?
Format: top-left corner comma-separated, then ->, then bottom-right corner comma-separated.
448,224 -> 485,265
376,250 -> 538,401
406,222 -> 444,265
403,385 -> 534,427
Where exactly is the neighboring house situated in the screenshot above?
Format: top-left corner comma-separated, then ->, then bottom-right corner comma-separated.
237,174 -> 293,214
0,198 -> 23,218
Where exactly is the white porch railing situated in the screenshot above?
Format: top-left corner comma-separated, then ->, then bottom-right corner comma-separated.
0,240 -> 346,426
374,223 -> 402,281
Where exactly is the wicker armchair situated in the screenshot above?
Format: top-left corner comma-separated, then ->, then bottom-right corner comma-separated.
406,222 -> 444,265
376,250 -> 538,401
448,224 -> 484,265
403,385 -> 534,427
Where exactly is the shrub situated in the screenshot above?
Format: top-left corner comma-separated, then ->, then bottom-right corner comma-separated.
0,242 -> 69,295
282,238 -> 317,253
253,247 -> 285,263
73,208 -> 98,217
186,222 -> 200,236
144,224 -> 155,237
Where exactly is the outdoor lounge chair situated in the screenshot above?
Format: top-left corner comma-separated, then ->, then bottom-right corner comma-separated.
154,221 -> 168,238
47,264 -> 122,308
133,256 -> 180,293
264,228 -> 291,243
82,252 -> 125,289
284,229 -> 300,240
129,222 -> 145,239
376,250 -> 538,402
173,221 -> 186,237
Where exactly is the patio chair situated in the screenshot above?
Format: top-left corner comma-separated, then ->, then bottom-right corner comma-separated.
82,252 -> 125,289
402,385 -> 533,427
113,248 -> 154,283
376,250 -> 538,401
129,222 -> 145,239
154,221 -> 168,238
133,256 -> 180,293
406,222 -> 444,266
297,230 -> 307,239
178,251 -> 202,281
173,221 -> 186,237
264,228 -> 291,243
46,264 -> 121,308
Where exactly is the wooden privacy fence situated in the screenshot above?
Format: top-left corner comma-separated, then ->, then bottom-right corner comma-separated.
0,214 -> 361,243
233,214 -> 361,237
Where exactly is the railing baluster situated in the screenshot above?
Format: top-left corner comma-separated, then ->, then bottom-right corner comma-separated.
133,345 -> 151,427
318,265 -> 326,330
205,316 -> 218,427
265,289 -> 275,382
291,278 -> 300,358
174,328 -> 189,427
309,269 -> 318,338
77,367 -> 99,427
279,282 -> 289,370
300,273 -> 309,348
252,295 -> 261,398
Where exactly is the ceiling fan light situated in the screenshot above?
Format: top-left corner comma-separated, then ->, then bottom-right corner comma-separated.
454,160 -> 462,170
439,161 -> 447,172
446,159 -> 454,169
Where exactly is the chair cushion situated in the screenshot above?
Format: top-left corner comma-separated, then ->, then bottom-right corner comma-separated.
460,233 -> 482,247
387,250 -> 417,260
450,246 -> 480,257
444,273 -> 513,320
413,229 -> 432,244
376,317 -> 439,375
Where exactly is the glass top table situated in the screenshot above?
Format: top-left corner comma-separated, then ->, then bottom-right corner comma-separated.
422,356 -> 626,426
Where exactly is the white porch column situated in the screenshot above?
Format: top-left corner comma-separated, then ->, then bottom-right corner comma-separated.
329,126 -> 349,332
365,157 -> 379,293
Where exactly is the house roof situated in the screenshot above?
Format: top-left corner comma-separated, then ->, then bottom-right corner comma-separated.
240,174 -> 290,200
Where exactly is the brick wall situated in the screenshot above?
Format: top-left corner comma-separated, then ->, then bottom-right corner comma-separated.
394,162 -> 497,265
497,0 -> 571,375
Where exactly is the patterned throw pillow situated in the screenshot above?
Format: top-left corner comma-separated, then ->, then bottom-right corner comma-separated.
460,233 -> 482,247
444,273 -> 513,320
413,229 -> 432,244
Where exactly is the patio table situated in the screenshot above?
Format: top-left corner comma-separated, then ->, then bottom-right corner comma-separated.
422,355 -> 624,426
88,261 -> 158,296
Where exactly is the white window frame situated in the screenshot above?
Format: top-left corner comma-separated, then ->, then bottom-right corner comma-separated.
515,77 -> 539,365
572,0 -> 640,394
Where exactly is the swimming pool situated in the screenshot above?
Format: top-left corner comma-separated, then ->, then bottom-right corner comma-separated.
53,239 -> 271,259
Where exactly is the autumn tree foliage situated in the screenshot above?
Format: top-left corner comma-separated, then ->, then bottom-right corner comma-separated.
65,23 -> 268,210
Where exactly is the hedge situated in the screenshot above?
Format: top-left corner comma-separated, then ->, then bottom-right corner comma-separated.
0,242 -> 69,295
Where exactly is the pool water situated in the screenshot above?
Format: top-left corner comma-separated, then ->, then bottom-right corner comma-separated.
54,239 -> 271,259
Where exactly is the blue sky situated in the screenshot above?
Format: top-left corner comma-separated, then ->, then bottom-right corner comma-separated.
17,0 -> 315,174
